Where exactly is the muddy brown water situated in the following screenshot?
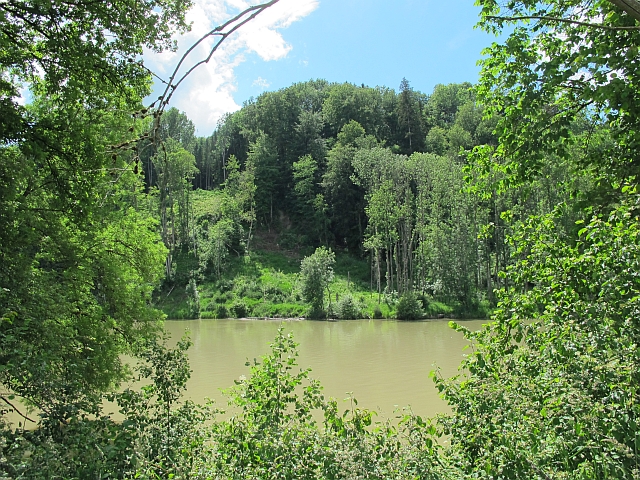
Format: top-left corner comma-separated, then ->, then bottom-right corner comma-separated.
162,318 -> 486,419
3,318 -> 487,427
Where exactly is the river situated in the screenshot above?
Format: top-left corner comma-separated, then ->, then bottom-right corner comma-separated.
163,318 -> 486,419
3,318 -> 486,427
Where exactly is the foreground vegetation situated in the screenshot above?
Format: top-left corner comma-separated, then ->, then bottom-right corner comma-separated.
2,0 -> 640,477
1,328 -> 447,478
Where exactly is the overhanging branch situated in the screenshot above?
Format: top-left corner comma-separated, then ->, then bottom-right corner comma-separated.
1,394 -> 36,424
153,0 -> 281,139
486,14 -> 640,30
107,0 -> 281,187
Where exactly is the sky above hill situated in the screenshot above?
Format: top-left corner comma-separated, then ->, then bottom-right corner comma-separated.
143,0 -> 497,134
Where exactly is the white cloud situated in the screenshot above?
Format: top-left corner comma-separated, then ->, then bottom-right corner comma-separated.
143,0 -> 319,134
252,76 -> 271,89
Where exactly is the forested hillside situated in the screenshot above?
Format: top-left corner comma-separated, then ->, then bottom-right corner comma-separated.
147,78 -> 591,318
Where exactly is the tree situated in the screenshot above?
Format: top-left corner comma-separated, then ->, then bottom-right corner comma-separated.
0,0 -> 191,417
293,154 -> 326,244
424,83 -> 474,129
396,78 -> 425,154
437,200 -> 640,478
248,132 -> 280,226
294,110 -> 327,162
474,0 -> 640,194
433,1 -> 640,476
299,247 -> 335,315
0,0 -> 282,422
321,83 -> 388,139
153,139 -> 198,278
322,121 -> 371,249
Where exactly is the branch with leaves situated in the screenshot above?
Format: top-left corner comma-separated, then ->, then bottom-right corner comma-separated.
608,0 -> 640,22
486,14 -> 640,30
1,395 -> 36,424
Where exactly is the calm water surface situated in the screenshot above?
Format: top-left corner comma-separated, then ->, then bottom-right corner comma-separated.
163,318 -> 486,419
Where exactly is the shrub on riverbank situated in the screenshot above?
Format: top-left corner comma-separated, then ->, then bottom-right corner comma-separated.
334,293 -> 361,319
396,291 -> 423,320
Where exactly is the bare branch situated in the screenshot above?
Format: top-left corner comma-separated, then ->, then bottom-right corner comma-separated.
153,0 -> 281,137
1,394 -> 36,424
108,0 -> 281,160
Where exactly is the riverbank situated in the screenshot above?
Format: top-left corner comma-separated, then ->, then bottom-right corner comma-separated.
156,248 -> 491,320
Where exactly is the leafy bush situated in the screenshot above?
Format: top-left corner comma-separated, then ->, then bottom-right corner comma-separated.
208,327 -> 445,478
436,205 -> 640,478
235,279 -> 263,300
335,294 -> 360,320
214,304 -> 229,319
263,284 -> 286,302
0,328 -> 450,479
230,300 -> 249,318
307,307 -> 327,320
0,336 -> 214,479
278,231 -> 301,250
213,292 -> 231,304
217,279 -> 234,293
395,291 -> 423,320
373,305 -> 383,319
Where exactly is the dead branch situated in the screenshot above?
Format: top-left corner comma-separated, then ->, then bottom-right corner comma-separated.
1,394 -> 36,424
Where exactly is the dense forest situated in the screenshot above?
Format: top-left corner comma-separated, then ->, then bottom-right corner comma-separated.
146,77 -> 586,319
2,0 -> 640,478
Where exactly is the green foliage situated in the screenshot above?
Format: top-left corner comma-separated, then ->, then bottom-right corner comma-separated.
214,304 -> 230,319
0,186 -> 168,417
0,335 -> 214,479
205,327 -> 446,479
423,299 -> 454,318
185,78 -> 520,310
436,200 -> 640,478
251,302 -> 306,319
474,0 -> 640,194
300,247 -> 335,313
186,277 -> 201,319
161,245 -> 466,321
395,292 -> 423,320
396,78 -> 425,154
0,0 -> 192,423
0,321 -> 458,479
335,294 -> 361,320
1,0 -> 190,112
230,300 -> 249,318
424,82 -> 474,128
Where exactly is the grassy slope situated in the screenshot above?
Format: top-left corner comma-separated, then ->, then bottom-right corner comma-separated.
155,242 -> 484,319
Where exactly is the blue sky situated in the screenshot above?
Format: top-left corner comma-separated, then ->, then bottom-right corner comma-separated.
144,0 -> 497,134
